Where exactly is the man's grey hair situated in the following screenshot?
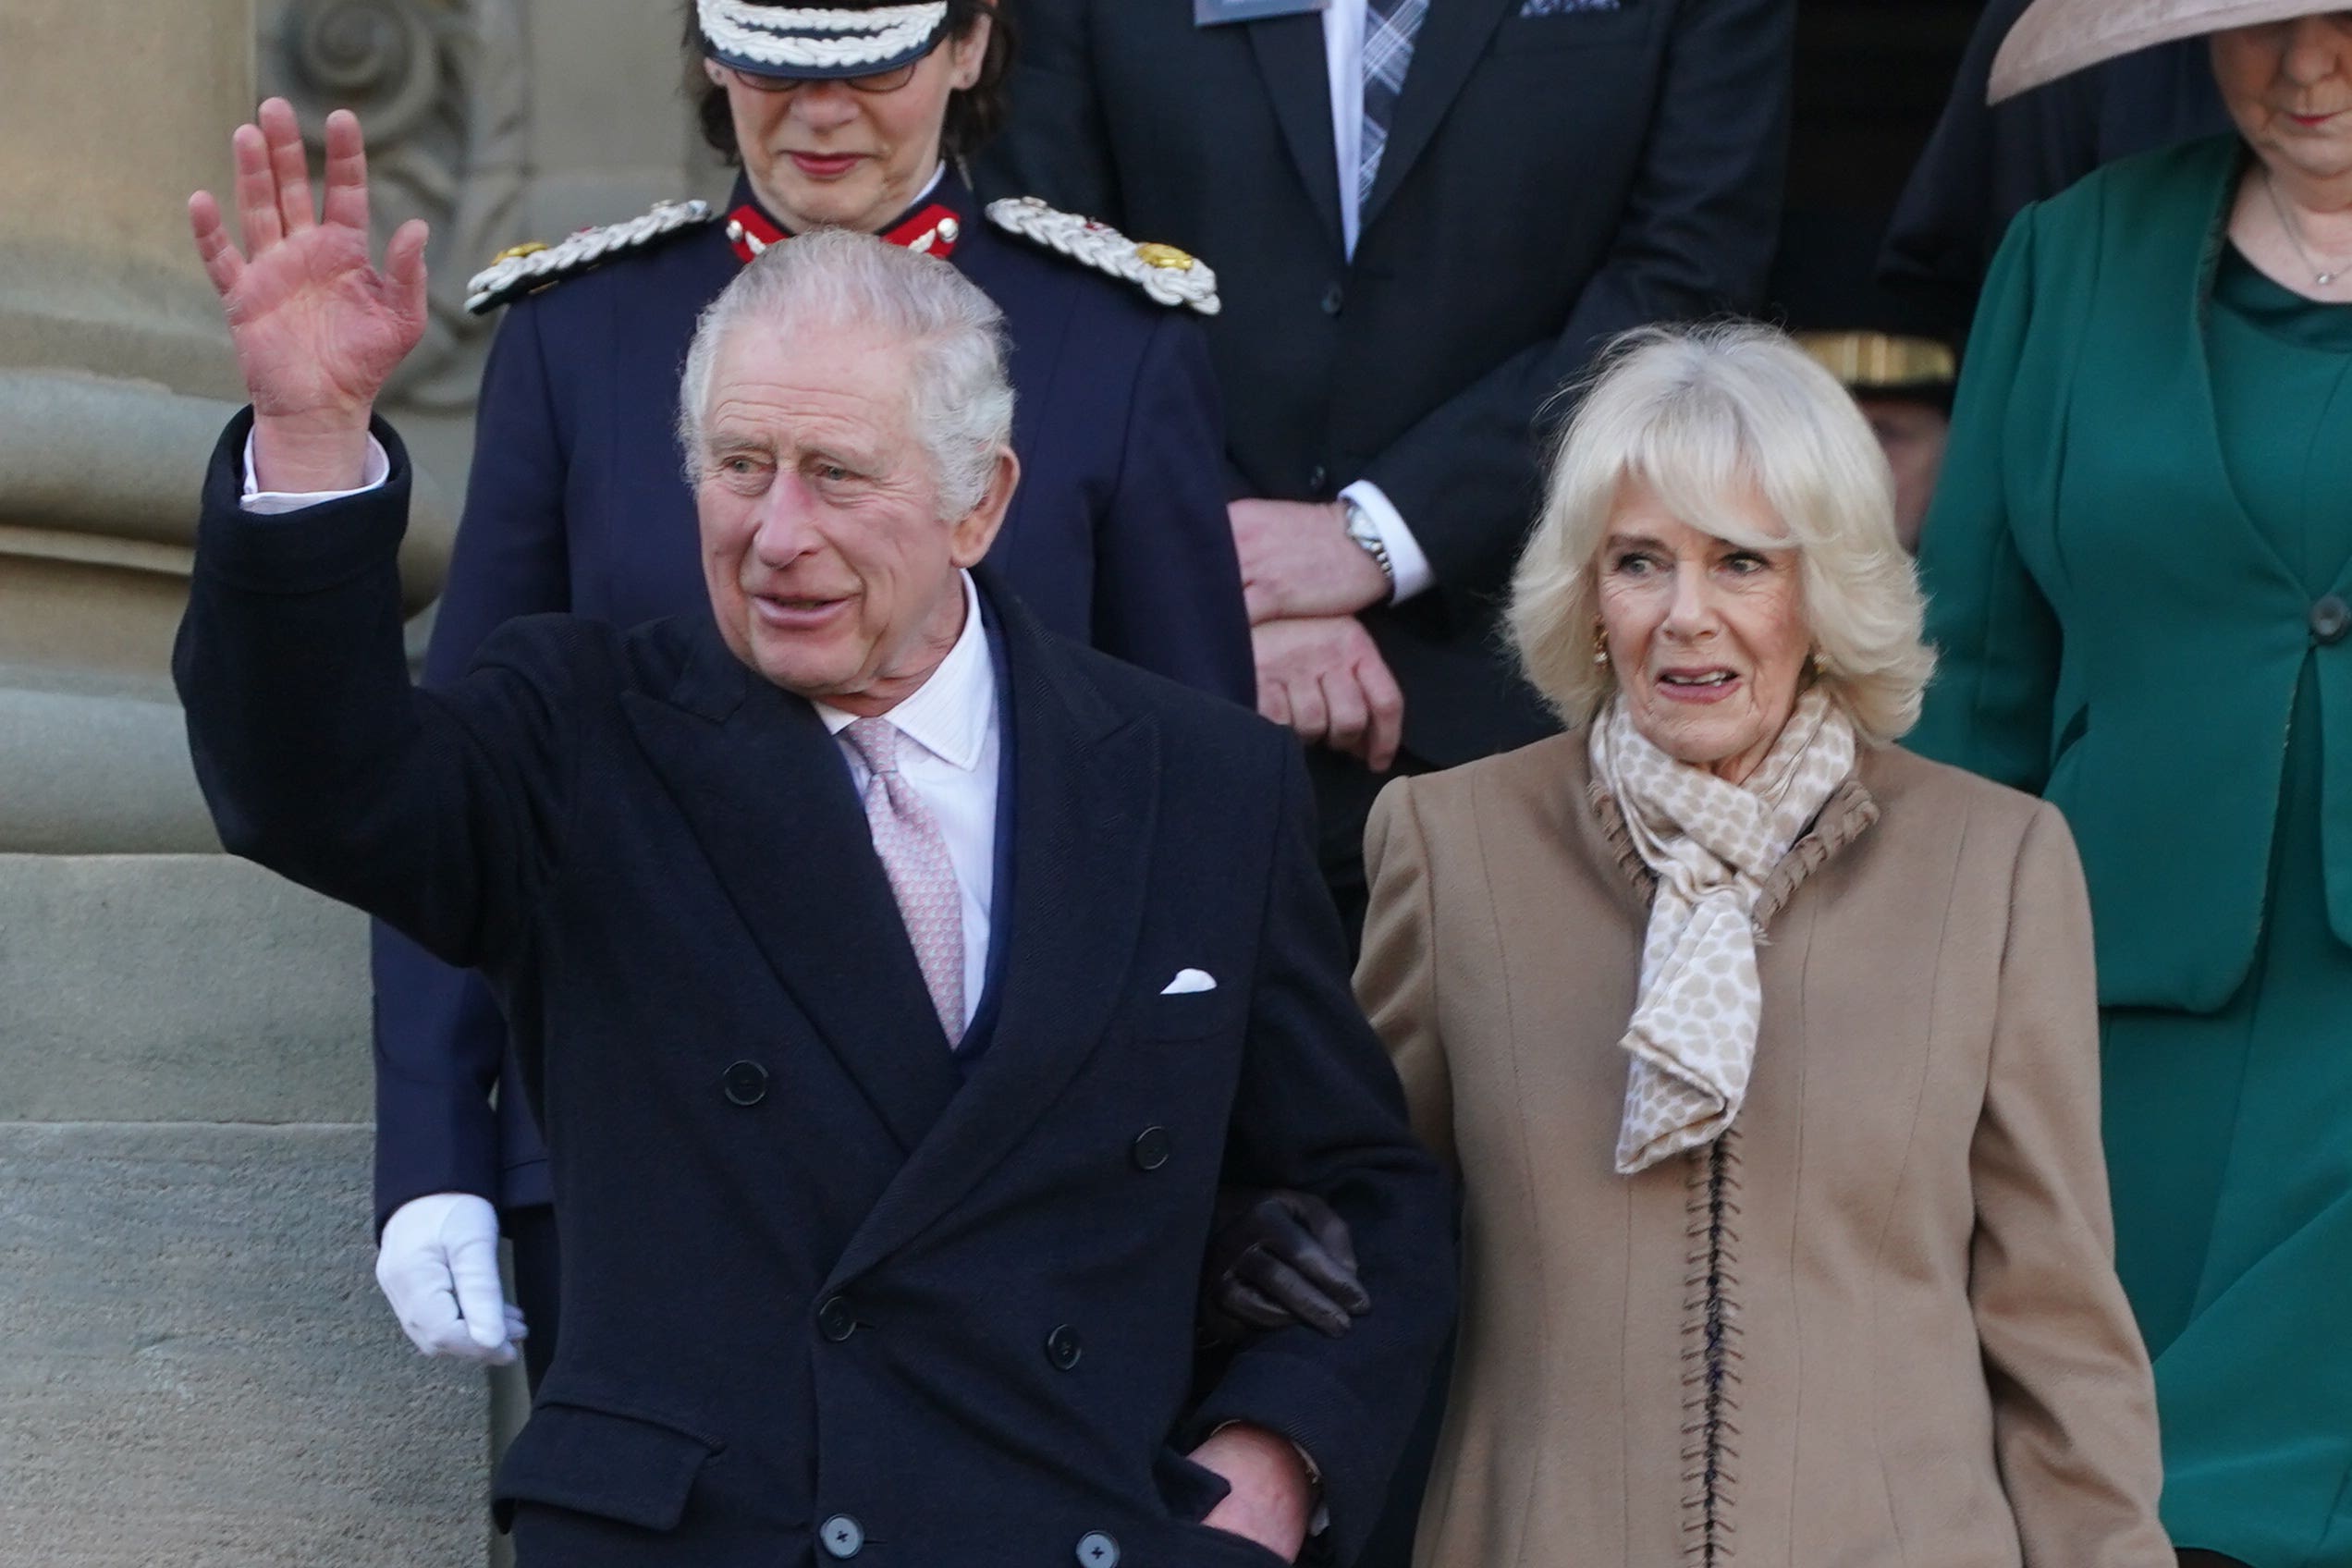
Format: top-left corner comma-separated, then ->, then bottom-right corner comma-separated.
675,227 -> 1016,519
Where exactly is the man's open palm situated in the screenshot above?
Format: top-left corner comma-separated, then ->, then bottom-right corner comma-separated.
189,98 -> 427,438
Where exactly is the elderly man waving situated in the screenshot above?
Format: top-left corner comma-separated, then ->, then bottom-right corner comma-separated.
178,103 -> 1452,1568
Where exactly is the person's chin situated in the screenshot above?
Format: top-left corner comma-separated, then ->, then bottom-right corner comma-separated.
2268,126 -> 2352,170
1637,705 -> 1746,768
770,162 -> 878,217
751,656 -> 846,699
741,628 -> 842,692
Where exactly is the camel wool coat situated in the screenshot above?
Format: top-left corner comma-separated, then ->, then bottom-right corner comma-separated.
1358,735 -> 2172,1568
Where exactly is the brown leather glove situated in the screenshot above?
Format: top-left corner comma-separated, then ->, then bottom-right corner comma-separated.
1201,1188 -> 1372,1341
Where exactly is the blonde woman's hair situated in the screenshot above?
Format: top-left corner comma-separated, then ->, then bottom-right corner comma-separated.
1507,322 -> 1935,743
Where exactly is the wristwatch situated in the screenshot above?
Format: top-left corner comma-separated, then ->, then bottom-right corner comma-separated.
1340,497 -> 1395,592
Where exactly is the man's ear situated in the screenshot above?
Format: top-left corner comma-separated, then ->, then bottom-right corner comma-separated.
948,447 -> 1019,569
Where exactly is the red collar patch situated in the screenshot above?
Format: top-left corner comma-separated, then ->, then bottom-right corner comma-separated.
724,202 -> 962,265
723,204 -> 787,263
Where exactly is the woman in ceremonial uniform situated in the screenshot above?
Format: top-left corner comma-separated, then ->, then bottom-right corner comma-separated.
1913,6 -> 2352,1562
370,0 -> 1256,1388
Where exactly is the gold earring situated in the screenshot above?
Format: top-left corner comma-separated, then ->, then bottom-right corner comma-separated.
1810,649 -> 1830,677
1591,624 -> 1611,668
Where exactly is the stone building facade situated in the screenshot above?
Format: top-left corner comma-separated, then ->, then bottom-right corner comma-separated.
0,3 -> 713,1560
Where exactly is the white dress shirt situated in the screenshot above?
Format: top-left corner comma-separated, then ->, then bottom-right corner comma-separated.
1319,0 -> 1436,604
815,571 -> 998,1030
1323,0 -> 1371,262
240,449 -> 1001,1028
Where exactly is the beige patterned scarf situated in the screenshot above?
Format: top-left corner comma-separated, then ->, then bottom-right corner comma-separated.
1588,689 -> 1856,1175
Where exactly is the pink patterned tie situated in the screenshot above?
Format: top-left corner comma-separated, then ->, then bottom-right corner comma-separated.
840,717 -> 966,1047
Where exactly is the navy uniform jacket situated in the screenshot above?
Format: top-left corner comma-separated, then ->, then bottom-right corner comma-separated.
179,419 -> 1453,1566
373,172 -> 1251,1226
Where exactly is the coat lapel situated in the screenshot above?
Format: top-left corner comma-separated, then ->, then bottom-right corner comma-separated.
827,581 -> 1159,1287
1247,11 -> 1346,257
622,621 -> 962,1156
1359,0 -> 1516,236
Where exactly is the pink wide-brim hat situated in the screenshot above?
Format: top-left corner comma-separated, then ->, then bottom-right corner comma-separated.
1990,0 -> 2341,104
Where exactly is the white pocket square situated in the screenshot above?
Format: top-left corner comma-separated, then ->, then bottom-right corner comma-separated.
1159,968 -> 1217,996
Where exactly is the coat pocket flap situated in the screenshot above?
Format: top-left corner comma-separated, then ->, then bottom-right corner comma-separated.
492,1400 -> 721,1534
1154,1444 -> 1234,1523
1140,986 -> 1246,1042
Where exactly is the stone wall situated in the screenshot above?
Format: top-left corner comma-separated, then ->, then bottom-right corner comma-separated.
0,858 -> 484,1567
0,0 -> 706,1559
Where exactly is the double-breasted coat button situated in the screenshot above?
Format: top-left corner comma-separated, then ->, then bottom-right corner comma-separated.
1131,1127 -> 1171,1171
1075,1530 -> 1121,1567
2312,594 -> 2350,645
1045,1324 -> 1083,1369
721,1060 -> 768,1106
1320,280 -> 1344,314
819,1513 -> 864,1558
816,1296 -> 857,1341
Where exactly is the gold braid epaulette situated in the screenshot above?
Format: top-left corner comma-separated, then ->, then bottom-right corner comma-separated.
464,200 -> 715,315
983,197 -> 1219,315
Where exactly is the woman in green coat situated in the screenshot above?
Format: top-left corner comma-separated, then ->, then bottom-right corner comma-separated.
1912,4 -> 2352,1564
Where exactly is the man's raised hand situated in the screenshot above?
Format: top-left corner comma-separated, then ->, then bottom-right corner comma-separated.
188,98 -> 428,492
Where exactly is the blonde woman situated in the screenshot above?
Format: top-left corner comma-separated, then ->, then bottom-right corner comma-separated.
1356,325 -> 2174,1565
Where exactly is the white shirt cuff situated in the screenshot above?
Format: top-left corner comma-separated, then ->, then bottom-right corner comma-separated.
1340,480 -> 1434,604
240,430 -> 392,514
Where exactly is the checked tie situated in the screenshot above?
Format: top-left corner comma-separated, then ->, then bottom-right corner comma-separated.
841,717 -> 966,1047
1360,0 -> 1431,207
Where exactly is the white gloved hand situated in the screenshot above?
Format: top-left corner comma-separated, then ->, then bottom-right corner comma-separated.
375,1193 -> 526,1366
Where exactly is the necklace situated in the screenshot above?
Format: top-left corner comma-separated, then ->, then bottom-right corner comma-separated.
2262,168 -> 2351,288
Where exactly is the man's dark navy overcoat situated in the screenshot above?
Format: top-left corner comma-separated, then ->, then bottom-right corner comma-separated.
178,419 -> 1452,1568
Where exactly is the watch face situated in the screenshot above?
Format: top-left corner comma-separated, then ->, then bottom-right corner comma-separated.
1341,504 -> 1395,584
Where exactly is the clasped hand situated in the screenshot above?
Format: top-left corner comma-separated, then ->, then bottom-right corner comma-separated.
1230,499 -> 1406,772
188,98 -> 429,492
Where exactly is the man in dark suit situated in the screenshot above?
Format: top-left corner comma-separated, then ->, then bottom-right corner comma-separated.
179,101 -> 1453,1566
982,0 -> 1795,933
